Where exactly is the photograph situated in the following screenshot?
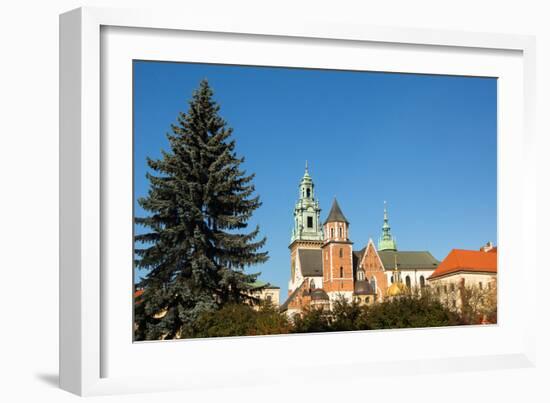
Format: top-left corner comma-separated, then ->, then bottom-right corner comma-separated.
133,61 -> 498,341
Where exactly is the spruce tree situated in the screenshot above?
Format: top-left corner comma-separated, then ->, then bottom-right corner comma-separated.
134,79 -> 268,340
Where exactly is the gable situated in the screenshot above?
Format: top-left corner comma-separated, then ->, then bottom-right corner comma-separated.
359,240 -> 385,272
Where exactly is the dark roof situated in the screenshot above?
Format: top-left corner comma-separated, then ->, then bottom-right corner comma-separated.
323,199 -> 349,224
378,250 -> 439,270
310,288 -> 329,301
354,280 -> 375,295
352,248 -> 366,271
298,249 -> 323,277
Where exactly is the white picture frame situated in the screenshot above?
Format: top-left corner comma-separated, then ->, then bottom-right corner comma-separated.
59,6 -> 537,396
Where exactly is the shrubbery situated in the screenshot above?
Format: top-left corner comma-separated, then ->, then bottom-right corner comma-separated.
291,294 -> 461,334
184,294 -> 463,338
191,303 -> 292,338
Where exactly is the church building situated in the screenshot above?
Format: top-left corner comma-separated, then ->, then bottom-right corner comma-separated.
281,165 -> 440,316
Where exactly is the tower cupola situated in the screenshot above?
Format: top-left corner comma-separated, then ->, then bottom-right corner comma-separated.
323,198 -> 349,242
290,162 -> 323,243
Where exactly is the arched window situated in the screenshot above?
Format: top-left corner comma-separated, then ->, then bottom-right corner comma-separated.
330,228 -> 334,238
339,248 -> 343,258
420,275 -> 425,288
357,269 -> 365,281
370,277 -> 376,293
405,275 -> 411,288
340,267 -> 344,278
310,279 -> 316,290
306,188 -> 311,198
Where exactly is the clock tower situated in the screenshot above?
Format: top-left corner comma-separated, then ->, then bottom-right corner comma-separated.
288,162 -> 323,294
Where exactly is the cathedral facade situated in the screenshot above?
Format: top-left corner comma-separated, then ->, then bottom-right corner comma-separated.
281,165 -> 440,316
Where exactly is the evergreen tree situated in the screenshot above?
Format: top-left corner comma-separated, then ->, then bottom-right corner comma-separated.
134,80 -> 268,340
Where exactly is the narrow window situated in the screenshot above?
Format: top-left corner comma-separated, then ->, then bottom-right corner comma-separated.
444,285 -> 448,293
339,227 -> 343,238
370,277 -> 376,293
339,248 -> 343,258
307,216 -> 313,228
405,275 -> 411,288
340,267 -> 344,278
479,282 -> 483,290
420,275 -> 425,288
306,188 -> 311,198
450,283 -> 455,292
330,228 -> 334,238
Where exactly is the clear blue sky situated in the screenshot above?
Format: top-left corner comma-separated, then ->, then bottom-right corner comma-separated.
133,61 -> 497,298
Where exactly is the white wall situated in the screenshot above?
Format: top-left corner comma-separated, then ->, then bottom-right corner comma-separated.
0,1 -> 549,402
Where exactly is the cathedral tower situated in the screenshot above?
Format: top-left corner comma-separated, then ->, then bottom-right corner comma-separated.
378,201 -> 397,251
322,199 -> 354,300
288,163 -> 323,294
290,161 -> 323,243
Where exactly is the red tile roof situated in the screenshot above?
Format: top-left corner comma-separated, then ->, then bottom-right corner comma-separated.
134,289 -> 144,299
428,248 -> 497,280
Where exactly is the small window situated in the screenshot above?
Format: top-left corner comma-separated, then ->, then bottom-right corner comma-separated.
266,295 -> 272,303
450,283 -> 455,292
339,248 -> 343,258
420,275 -> 425,288
307,216 -> 313,228
366,297 -> 370,303
451,299 -> 456,308
487,282 -> 492,290
340,267 -> 344,277
444,285 -> 448,293
405,275 -> 411,288
330,228 -> 334,238
339,227 -> 343,238
479,282 -> 483,290
306,188 -> 311,198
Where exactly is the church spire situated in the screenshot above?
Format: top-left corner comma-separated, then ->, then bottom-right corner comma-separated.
378,201 -> 397,251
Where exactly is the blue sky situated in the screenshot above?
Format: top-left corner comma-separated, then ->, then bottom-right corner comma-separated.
133,61 -> 497,298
